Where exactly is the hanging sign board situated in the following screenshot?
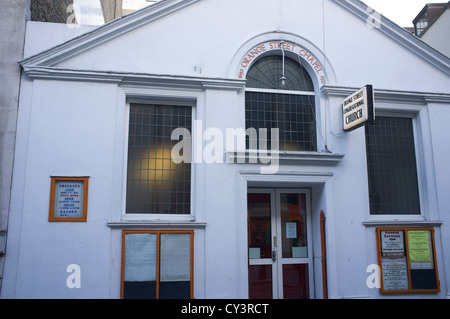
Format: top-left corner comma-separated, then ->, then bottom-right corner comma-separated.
342,85 -> 375,132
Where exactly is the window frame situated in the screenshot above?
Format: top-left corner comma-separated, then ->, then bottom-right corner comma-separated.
122,99 -> 195,221
365,112 -> 423,216
121,229 -> 194,299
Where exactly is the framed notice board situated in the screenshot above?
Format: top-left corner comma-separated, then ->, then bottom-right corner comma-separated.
49,177 -> 89,222
376,227 -> 440,293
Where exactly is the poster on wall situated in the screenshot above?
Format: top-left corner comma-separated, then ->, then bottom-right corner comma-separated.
49,177 -> 89,222
124,233 -> 157,282
408,230 -> 433,270
379,230 -> 409,291
380,230 -> 405,258
377,228 -> 440,293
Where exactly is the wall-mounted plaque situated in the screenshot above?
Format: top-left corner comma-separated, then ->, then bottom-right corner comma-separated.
49,177 -> 89,222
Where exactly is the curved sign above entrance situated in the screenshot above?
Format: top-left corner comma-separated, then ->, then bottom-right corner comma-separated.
237,40 -> 326,85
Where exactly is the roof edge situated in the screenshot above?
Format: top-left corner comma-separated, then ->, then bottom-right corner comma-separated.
22,65 -> 247,90
20,0 -> 450,78
333,0 -> 450,77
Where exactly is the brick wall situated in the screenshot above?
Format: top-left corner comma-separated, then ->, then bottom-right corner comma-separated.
30,0 -> 74,23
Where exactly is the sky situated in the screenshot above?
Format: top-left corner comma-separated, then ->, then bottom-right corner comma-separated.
72,0 -> 442,28
362,0 -> 438,27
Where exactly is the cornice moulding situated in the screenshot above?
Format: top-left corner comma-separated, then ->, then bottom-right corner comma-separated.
23,66 -> 247,90
321,85 -> 450,103
107,221 -> 207,229
227,150 -> 345,166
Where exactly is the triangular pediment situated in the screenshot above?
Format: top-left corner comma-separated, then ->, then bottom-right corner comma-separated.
21,0 -> 205,68
20,0 -> 450,83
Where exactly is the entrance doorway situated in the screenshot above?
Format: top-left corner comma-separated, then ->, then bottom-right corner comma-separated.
247,189 -> 313,299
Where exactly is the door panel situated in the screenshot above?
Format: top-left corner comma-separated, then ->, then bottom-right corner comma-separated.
248,189 -> 313,299
279,193 -> 308,259
247,193 -> 272,260
248,265 -> 273,299
283,264 -> 309,299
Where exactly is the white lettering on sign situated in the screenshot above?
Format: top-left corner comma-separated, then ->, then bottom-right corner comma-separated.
237,41 -> 326,85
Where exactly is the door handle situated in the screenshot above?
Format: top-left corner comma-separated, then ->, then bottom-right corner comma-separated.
272,236 -> 277,261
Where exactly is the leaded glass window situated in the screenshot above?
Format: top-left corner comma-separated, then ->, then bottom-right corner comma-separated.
365,116 -> 421,215
245,55 -> 316,152
246,55 -> 314,91
126,103 -> 191,214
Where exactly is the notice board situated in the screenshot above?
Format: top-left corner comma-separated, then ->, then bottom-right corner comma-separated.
376,227 -> 439,293
49,176 -> 89,222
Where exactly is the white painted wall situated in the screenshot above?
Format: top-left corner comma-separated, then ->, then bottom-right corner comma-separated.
23,21 -> 98,58
2,0 -> 450,299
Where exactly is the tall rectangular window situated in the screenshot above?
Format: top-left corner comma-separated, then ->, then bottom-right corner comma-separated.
365,116 -> 421,215
126,103 -> 191,214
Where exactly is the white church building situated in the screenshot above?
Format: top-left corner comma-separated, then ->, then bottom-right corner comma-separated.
2,0 -> 450,299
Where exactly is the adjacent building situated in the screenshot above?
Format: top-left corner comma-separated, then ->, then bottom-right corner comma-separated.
413,1 -> 450,57
100,0 -> 159,22
0,0 -> 28,292
0,0 -> 90,293
1,0 -> 450,299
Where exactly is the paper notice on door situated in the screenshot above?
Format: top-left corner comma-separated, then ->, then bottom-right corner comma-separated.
286,222 -> 297,239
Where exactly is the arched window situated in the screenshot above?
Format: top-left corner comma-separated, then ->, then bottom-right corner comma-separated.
245,55 -> 316,152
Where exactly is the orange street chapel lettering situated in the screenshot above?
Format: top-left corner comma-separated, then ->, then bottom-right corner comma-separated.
241,44 -> 267,67
238,41 -> 325,82
299,49 -> 323,74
